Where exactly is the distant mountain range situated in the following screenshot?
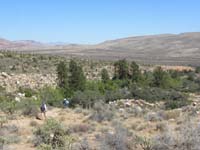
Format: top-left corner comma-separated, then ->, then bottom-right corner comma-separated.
0,32 -> 200,65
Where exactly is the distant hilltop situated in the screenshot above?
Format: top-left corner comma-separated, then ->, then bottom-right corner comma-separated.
0,32 -> 200,66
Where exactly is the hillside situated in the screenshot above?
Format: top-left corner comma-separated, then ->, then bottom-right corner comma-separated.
1,32 -> 200,65
0,51 -> 200,150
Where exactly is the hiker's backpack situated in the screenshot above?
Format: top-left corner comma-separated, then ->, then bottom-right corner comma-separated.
40,104 -> 46,112
63,99 -> 69,107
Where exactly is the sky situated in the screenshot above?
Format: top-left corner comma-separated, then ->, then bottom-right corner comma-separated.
0,0 -> 200,44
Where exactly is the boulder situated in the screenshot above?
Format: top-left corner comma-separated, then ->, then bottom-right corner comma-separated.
1,72 -> 9,78
17,93 -> 25,97
36,113 -> 44,120
15,97 -> 21,102
125,101 -> 132,107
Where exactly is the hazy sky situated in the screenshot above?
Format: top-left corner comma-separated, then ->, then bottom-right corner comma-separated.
0,0 -> 199,44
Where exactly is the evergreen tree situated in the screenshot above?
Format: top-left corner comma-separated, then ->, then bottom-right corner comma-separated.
56,61 -> 70,97
69,59 -> 86,91
56,61 -> 68,89
130,61 -> 141,82
101,68 -> 110,83
152,66 -> 168,88
114,59 -> 129,80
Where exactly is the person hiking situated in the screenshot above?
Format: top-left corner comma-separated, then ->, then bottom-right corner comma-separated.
40,101 -> 47,119
63,98 -> 69,108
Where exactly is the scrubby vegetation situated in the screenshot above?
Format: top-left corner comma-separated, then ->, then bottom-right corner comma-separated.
34,118 -> 76,149
0,52 -> 200,149
54,58 -> 199,110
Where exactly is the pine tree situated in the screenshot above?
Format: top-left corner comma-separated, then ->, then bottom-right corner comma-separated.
69,59 -> 86,91
101,68 -> 110,83
56,61 -> 68,89
130,61 -> 141,82
114,59 -> 129,80
152,66 -> 168,88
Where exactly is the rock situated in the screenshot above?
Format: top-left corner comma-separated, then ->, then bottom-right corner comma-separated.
16,81 -> 20,85
1,72 -> 9,78
17,93 -> 25,97
192,102 -> 197,107
36,113 -> 44,120
169,119 -> 175,122
15,97 -> 21,102
9,65 -> 13,69
109,101 -> 113,105
125,101 -> 132,107
119,108 -> 125,113
32,96 -> 37,100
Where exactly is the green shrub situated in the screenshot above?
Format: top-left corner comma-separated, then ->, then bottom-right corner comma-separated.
0,136 -> 7,149
101,68 -> 110,83
114,79 -> 130,88
22,101 -> 39,117
90,101 -> 115,122
130,84 -> 188,105
38,144 -> 52,150
86,80 -> 118,94
68,124 -> 90,133
85,81 -> 104,92
34,118 -> 75,149
99,123 -> 135,150
195,66 -> 200,73
39,87 -> 64,107
0,116 -> 8,128
165,99 -> 190,110
152,121 -> 200,150
105,88 -> 130,102
180,79 -> 200,93
18,87 -> 36,97
0,100 -> 17,115
0,125 -> 20,147
71,90 -> 104,108
137,137 -> 153,150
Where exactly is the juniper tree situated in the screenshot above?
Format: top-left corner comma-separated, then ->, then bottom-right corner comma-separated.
69,59 -> 86,91
130,61 -> 141,82
56,61 -> 68,89
101,68 -> 110,83
114,59 -> 129,80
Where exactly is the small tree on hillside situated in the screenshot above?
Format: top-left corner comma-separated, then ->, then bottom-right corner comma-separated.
195,66 -> 200,73
130,61 -> 141,82
101,68 -> 110,83
152,66 -> 168,88
113,59 -> 129,80
56,61 -> 68,89
69,59 -> 86,91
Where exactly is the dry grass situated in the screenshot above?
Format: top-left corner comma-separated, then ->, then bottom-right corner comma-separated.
2,98 -> 200,150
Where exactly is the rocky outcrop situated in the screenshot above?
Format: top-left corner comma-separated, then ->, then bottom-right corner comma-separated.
109,99 -> 158,109
0,72 -> 57,92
